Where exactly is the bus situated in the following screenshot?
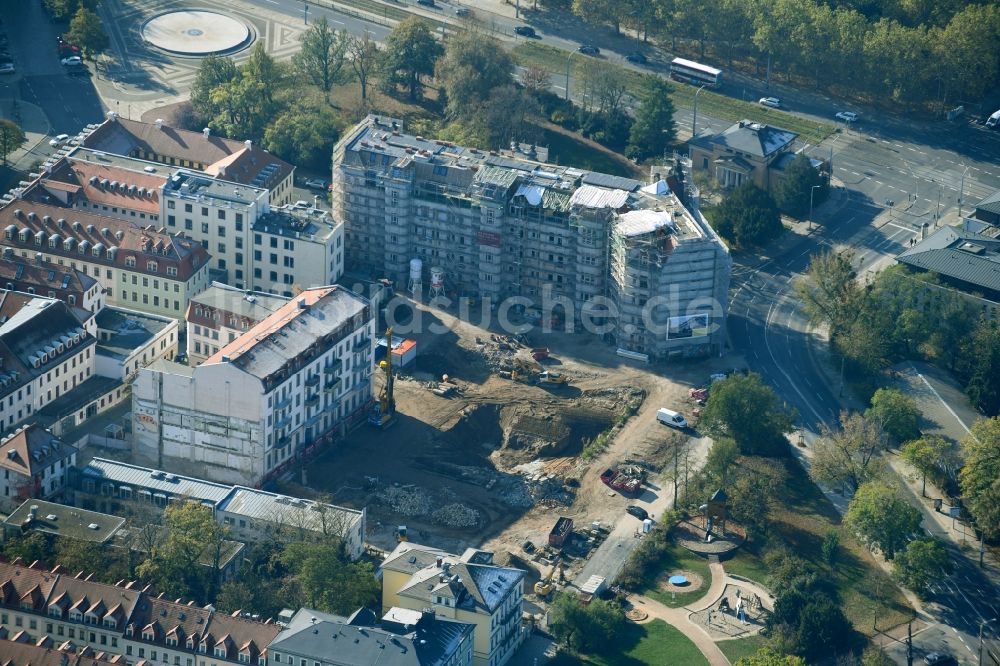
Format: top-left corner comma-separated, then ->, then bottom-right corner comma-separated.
669,58 -> 722,88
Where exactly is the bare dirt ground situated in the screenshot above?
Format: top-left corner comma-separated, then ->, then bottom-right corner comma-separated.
286,297 -> 742,562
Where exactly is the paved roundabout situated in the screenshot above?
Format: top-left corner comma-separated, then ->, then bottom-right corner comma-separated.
141,10 -> 253,56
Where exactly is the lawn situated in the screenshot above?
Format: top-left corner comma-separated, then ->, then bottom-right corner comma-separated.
513,42 -> 835,145
540,125 -> 644,178
640,542 -> 713,608
717,634 -> 769,663
552,620 -> 710,666
723,457 -> 915,637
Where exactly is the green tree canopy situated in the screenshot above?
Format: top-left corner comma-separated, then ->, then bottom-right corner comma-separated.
197,43 -> 287,142
549,592 -> 625,654
959,417 -> 1000,539
699,372 -> 794,456
293,17 -> 350,92
263,101 -> 343,170
845,480 -> 922,560
627,75 -> 677,160
865,388 -> 921,445
962,320 -> 1000,416
348,32 -> 380,102
379,18 -> 442,101
190,55 -> 239,121
735,647 -> 807,666
65,6 -> 108,57
901,435 -> 952,496
796,250 -> 864,340
774,153 -> 829,219
810,411 -> 890,494
892,537 -> 952,598
0,119 -> 26,166
711,181 -> 783,249
276,542 -> 379,615
2,531 -> 50,565
435,31 -> 514,119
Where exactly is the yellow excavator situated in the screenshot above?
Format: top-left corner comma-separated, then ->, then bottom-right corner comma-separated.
368,327 -> 397,428
534,561 -> 562,598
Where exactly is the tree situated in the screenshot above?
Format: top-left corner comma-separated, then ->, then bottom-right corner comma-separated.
774,153 -> 828,219
0,119 -> 26,166
348,32 -> 380,102
796,250 -> 865,340
711,182 -> 782,249
2,532 -> 50,565
767,586 -> 853,661
892,538 -> 952,598
520,66 -> 551,97
704,437 -> 739,485
901,436 -> 952,496
205,43 -> 287,142
264,102 -> 342,170
728,456 -> 786,536
627,75 -> 677,160
136,502 -> 228,602
736,647 -> 806,666
959,417 -> 1000,539
699,372 -> 794,456
866,388 -> 921,445
64,7 -> 108,57
962,320 -> 1000,416
55,539 -> 124,583
861,646 -> 896,666
811,412 -> 889,494
293,16 -> 350,92
435,31 -> 514,119
845,480 -> 922,560
379,18 -> 442,101
478,85 -> 541,149
549,592 -> 624,653
190,55 -> 239,122
277,542 -> 379,615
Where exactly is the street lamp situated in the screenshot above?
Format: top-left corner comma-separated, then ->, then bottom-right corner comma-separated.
809,184 -> 822,231
692,84 -> 707,141
303,1 -> 308,24
564,52 -> 573,101
959,165 -> 970,219
902,160 -> 919,203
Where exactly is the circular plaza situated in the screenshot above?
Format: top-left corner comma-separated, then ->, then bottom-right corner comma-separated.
141,10 -> 253,56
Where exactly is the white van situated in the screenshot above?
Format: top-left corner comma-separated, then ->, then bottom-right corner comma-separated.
987,109 -> 1000,129
656,408 -> 688,429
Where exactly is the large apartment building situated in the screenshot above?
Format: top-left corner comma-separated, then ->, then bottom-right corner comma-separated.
131,286 -> 375,486
82,114 -> 295,206
0,558 -> 281,666
185,283 -> 289,365
379,543 -> 524,666
0,199 -> 212,321
332,116 -> 730,360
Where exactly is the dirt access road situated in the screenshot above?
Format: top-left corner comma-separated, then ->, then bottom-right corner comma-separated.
283,298 -> 738,568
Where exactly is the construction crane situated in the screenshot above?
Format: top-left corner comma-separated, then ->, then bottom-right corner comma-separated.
368,327 -> 397,428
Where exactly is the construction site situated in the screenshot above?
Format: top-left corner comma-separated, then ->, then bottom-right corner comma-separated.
284,295 -> 737,592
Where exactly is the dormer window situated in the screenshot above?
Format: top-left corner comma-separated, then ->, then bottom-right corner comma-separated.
258,657 -> 266,666
126,625 -> 134,637
214,647 -> 227,658
20,599 -> 33,610
186,637 -> 195,649
199,642 -> 207,654
239,654 -> 250,664
92,246 -> 101,257
142,629 -> 155,641
103,616 -> 117,629
166,636 -> 178,647
48,605 -> 62,618
147,261 -> 158,272
167,266 -> 177,277
125,257 -> 136,268
49,237 -> 58,248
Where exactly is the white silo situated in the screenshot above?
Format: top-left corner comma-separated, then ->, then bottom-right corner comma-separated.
408,257 -> 423,296
430,266 -> 445,298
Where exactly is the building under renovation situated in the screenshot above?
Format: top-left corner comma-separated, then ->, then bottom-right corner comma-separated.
332,116 -> 730,360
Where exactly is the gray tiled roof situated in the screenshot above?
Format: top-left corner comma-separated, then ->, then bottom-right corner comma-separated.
711,120 -> 798,158
896,225 -> 1000,294
80,457 -> 233,504
976,188 -> 1000,216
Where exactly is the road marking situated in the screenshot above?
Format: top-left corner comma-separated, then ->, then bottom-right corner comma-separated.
910,363 -> 973,437
764,293 -> 829,427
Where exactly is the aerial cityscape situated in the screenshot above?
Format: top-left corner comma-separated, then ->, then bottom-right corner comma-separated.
0,0 -> 997,665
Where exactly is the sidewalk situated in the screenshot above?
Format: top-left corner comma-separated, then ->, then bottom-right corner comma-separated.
0,98 -> 51,169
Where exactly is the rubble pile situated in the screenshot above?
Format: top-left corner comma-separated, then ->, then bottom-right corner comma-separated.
432,503 -> 481,528
476,334 -> 524,372
377,485 -> 432,516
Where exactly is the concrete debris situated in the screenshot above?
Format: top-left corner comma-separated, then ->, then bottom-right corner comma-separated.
377,485 -> 432,516
432,503 -> 481,528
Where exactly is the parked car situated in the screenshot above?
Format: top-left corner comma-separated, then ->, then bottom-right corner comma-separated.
416,0 -> 435,6
48,133 -> 69,147
578,45 -> 600,55
304,178 -> 328,190
758,96 -> 781,108
923,654 -> 955,666
514,26 -> 536,37
626,505 -> 649,520
0,63 -> 13,74
836,111 -> 858,122
61,56 -> 82,66
625,52 -> 647,64
454,6 -> 471,16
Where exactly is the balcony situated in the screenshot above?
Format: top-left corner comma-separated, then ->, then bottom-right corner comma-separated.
353,337 -> 370,352
304,374 -> 320,387
274,415 -> 292,430
324,358 -> 343,374
323,377 -> 341,392
274,395 -> 291,410
275,435 -> 291,449
305,393 -> 319,407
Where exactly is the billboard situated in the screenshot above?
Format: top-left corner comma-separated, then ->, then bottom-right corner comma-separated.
666,313 -> 710,339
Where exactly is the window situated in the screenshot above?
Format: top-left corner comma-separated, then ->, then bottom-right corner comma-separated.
185,219 -> 193,231
201,207 -> 209,216
201,223 -> 209,234
167,266 -> 177,277
167,200 -> 175,210
253,250 -> 262,261
283,256 -> 294,268
235,237 -> 243,249
217,243 -> 226,254
254,234 -> 262,245
147,261 -> 158,272
270,253 -> 277,265
125,257 -> 136,268
184,203 -> 192,213
270,237 -> 278,248
235,252 -> 243,266
269,271 -> 277,282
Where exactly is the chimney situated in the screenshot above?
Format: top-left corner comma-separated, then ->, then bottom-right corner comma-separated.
35,252 -> 43,264
436,557 -> 442,569
203,127 -> 211,138
155,119 -> 164,130
244,140 -> 252,150
29,505 -> 38,520
297,298 -> 306,309
106,111 -> 119,122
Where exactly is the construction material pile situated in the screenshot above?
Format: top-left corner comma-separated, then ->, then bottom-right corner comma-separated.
476,334 -> 525,372
432,503 -> 481,528
377,485 -> 432,516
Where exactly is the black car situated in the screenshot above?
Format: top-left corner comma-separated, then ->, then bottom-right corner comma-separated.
625,52 -> 647,64
923,654 -> 955,666
578,45 -> 600,55
416,0 -> 435,6
626,505 -> 649,520
514,26 -> 536,37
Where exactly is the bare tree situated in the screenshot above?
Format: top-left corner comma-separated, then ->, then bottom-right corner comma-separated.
520,66 -> 551,96
811,411 -> 889,494
349,32 -> 380,102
